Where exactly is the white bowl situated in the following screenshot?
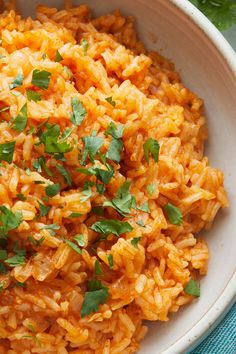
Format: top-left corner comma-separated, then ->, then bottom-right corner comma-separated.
16,0 -> 236,353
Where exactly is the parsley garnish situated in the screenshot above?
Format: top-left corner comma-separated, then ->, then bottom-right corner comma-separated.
38,124 -> 72,155
105,122 -> 124,163
143,138 -> 160,164
0,206 -> 22,236
137,201 -> 150,213
74,234 -> 85,247
80,135 -> 104,165
107,254 -> 113,269
105,97 -> 116,107
77,165 -> 114,185
9,73 -> 24,90
31,69 -> 51,90
45,183 -> 60,197
0,141 -> 15,163
81,279 -> 109,317
56,164 -> 72,186
81,38 -> 89,55
105,122 -> 124,139
131,237 -> 141,248
164,203 -> 183,226
65,239 -> 82,254
69,213 -> 82,218
80,182 -> 93,202
184,278 -> 200,297
5,245 -> 26,267
54,50 -> 63,62
38,202 -> 50,217
33,156 -> 52,177
12,103 -> 28,132
70,97 -> 87,126
16,193 -> 26,201
26,89 -> 41,102
103,180 -> 135,216
190,0 -> 236,31
147,183 -> 155,196
91,219 -> 133,237
95,259 -> 103,275
28,236 -> 45,247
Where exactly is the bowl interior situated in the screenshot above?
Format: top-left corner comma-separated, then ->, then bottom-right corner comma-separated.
14,0 -> 236,352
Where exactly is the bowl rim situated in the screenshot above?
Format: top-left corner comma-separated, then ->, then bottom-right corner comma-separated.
161,1 -> 236,353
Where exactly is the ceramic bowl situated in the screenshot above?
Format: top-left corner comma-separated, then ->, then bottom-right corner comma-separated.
15,0 -> 236,353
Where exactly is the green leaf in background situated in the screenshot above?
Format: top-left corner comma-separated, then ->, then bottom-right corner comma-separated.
190,0 -> 236,31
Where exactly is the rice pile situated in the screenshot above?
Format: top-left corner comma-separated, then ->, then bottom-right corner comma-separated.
0,3 -> 229,354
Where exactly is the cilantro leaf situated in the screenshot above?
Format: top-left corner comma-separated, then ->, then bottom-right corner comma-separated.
12,103 -> 28,132
56,165 -> 72,186
190,0 -> 236,31
147,183 -> 155,196
106,137 -> 123,163
80,183 -> 92,202
54,50 -> 63,62
26,89 -> 41,102
131,237 -> 141,248
103,180 -> 135,216
5,253 -> 25,267
143,138 -> 160,164
105,122 -> 124,139
91,206 -> 104,216
9,73 -> 24,89
107,254 -> 113,269
74,234 -> 85,247
184,278 -> 200,297
0,206 -> 22,235
0,250 -> 7,260
77,165 -> 114,185
45,183 -> 60,197
65,239 -> 82,254
33,156 -> 52,177
81,280 -> 109,317
70,97 -> 87,126
105,97 -> 116,107
31,69 -> 51,90
95,259 -> 103,275
81,38 -> 89,55
164,203 -> 183,226
69,213 -> 82,218
136,220 -> 145,227
0,142 -> 15,163
0,263 -> 7,274
16,193 -> 26,201
38,202 -> 50,217
45,137 -> 72,154
80,135 -> 104,165
137,201 -> 150,213
91,219 -> 133,237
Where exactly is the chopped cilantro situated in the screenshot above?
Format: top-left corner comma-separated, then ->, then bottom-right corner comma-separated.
80,135 -> 104,166
16,193 -> 26,201
105,96 -> 116,107
56,164 -> 72,186
65,239 -> 82,254
9,73 -> 24,90
147,183 -> 155,195
74,234 -> 85,247
105,122 -> 124,139
69,213 -> 82,218
45,183 -> 60,197
106,137 -> 123,163
136,220 -> 145,227
164,203 -> 183,226
80,183 -> 93,202
5,247 -> 26,267
70,97 -> 87,126
12,103 -> 28,132
28,236 -> 45,247
0,206 -> 22,236
143,138 -> 160,164
77,165 -> 114,185
31,69 -> 51,90
0,141 -> 15,163
103,180 -> 135,216
26,89 -> 41,102
131,237 -> 141,248
54,50 -> 63,62
96,183 -> 105,194
91,206 -> 104,216
95,259 -> 103,275
38,202 -> 50,217
15,281 -> 26,288
40,224 -> 60,236
184,278 -> 200,297
107,254 -> 113,269
0,263 -> 7,274
81,38 -> 89,55
91,219 -> 133,237
137,201 -> 150,213
81,279 -> 109,317
0,250 -> 7,260
33,156 -> 52,177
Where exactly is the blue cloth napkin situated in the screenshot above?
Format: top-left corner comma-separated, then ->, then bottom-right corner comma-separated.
191,302 -> 236,353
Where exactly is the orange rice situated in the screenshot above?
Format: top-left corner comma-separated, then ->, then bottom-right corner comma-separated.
0,3 -> 229,353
